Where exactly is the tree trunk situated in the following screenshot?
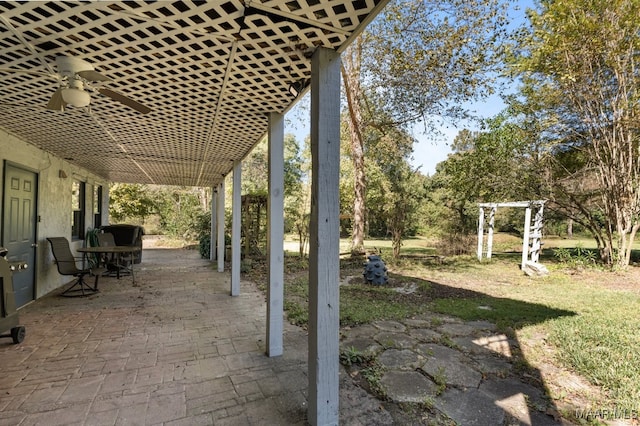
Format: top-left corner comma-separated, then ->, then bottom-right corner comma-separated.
624,224 -> 640,266
342,38 -> 366,255
199,187 -> 210,211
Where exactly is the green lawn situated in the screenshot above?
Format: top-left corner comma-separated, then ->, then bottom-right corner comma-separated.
427,261 -> 640,411
273,234 -> 640,415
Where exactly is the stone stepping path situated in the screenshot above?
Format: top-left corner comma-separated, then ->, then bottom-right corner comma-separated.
340,316 -> 563,425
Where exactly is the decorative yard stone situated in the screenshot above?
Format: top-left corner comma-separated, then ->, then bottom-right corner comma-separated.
522,260 -> 549,277
362,255 -> 388,285
479,378 -> 557,425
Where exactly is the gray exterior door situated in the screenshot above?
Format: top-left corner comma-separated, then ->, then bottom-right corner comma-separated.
3,163 -> 38,308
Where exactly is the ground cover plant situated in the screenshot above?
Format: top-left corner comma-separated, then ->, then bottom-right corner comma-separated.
245,235 -> 640,422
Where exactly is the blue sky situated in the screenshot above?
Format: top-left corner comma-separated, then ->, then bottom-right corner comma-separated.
284,0 -> 536,175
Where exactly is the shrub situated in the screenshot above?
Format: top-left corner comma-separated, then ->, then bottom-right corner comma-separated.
199,234 -> 210,259
434,232 -> 476,256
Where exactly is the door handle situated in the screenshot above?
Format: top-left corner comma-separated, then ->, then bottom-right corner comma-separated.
31,243 -> 38,248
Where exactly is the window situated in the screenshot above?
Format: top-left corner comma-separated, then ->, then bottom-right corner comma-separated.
93,185 -> 103,228
71,180 -> 85,240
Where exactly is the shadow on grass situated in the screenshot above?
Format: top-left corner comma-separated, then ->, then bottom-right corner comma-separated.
264,254 -> 579,424
344,270 -> 576,424
248,251 -> 586,423
425,281 -> 576,330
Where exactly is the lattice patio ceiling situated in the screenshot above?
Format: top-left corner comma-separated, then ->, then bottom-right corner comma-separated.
0,0 -> 386,187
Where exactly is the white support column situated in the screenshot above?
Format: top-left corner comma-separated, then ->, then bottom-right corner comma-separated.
102,184 -> 110,227
521,206 -> 532,269
231,161 -> 241,296
217,182 -> 225,272
210,186 -> 217,261
308,46 -> 341,426
477,207 -> 485,261
487,207 -> 496,259
267,112 -> 285,357
530,203 -> 544,263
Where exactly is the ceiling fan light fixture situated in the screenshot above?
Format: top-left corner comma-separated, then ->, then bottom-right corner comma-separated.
61,87 -> 90,107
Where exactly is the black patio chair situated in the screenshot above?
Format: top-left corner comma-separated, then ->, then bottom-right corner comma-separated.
47,237 -> 101,297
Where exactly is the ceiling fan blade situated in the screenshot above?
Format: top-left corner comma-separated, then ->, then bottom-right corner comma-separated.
78,70 -> 111,82
46,88 -> 66,111
98,88 -> 151,114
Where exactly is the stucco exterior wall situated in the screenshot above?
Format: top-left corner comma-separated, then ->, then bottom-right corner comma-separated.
0,128 -> 109,300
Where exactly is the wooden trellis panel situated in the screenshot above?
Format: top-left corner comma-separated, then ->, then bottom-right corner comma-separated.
0,0 -> 385,186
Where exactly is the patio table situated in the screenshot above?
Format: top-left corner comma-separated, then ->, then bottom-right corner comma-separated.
77,246 -> 141,284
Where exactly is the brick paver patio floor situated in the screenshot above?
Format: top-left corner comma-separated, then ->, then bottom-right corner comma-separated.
0,247 -> 319,425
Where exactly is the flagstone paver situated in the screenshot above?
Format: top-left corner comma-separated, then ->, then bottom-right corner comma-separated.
340,313 -> 567,425
380,371 -> 438,403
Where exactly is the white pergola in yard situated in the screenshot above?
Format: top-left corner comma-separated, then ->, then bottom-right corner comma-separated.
477,201 -> 546,270
0,2 -> 389,424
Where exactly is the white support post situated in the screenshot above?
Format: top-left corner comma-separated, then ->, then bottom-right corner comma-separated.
267,112 -> 285,357
308,47 -> 341,426
530,204 -> 544,263
487,207 -> 496,259
521,206 -> 532,269
217,182 -> 225,273
102,184 -> 110,227
210,186 -> 217,261
231,161 -> 241,296
477,207 -> 485,261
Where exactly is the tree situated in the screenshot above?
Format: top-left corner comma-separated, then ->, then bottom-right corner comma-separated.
109,183 -> 156,223
241,139 -> 269,195
241,134 -> 305,198
341,0 -> 511,254
358,108 -> 426,258
152,186 -> 210,240
515,0 -> 640,267
342,39 -> 367,254
433,115 -> 544,235
238,134 -> 309,255
283,135 -> 311,257
386,162 -> 426,258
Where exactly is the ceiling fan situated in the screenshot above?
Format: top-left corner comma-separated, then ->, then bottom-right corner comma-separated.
2,55 -> 151,114
49,55 -> 151,114
0,16 -> 149,114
